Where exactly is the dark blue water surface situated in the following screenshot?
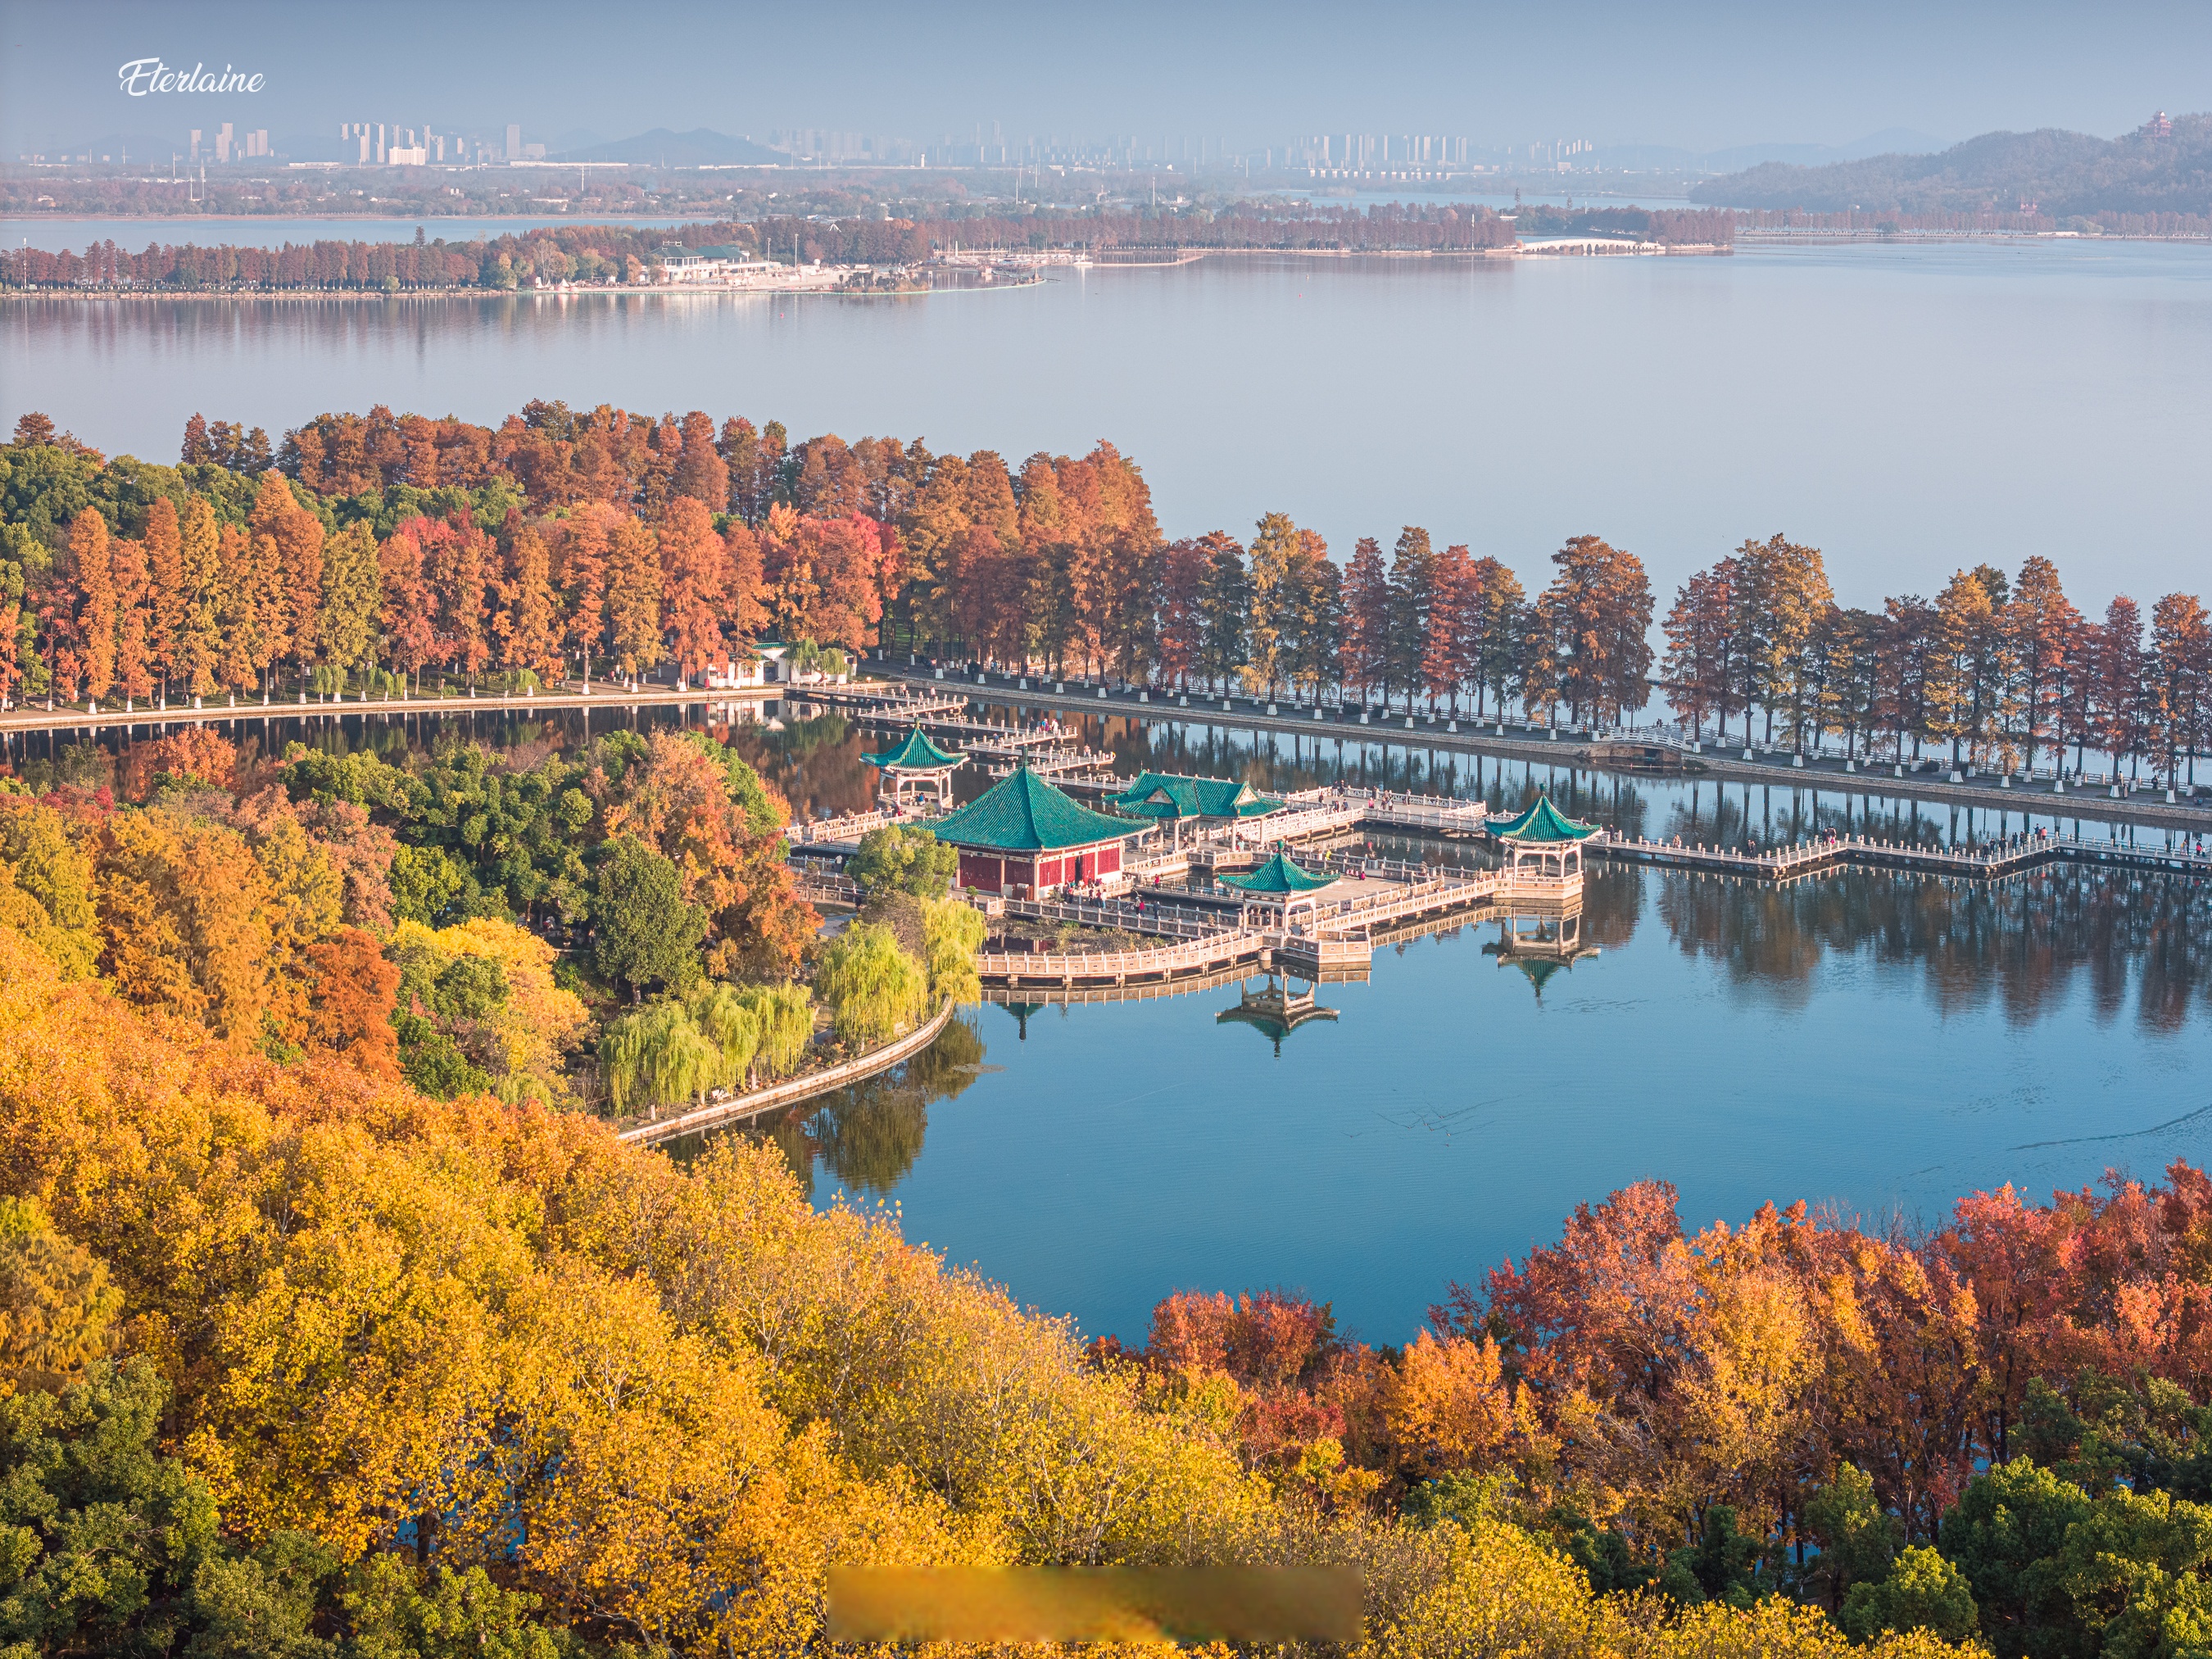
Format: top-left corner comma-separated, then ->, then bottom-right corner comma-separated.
716,705 -> 2212,1347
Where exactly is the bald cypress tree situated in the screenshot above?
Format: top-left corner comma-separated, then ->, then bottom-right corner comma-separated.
317,520 -> 382,682
174,496 -> 224,700
142,497 -> 185,703
1339,537 -> 1391,707
66,510 -> 116,703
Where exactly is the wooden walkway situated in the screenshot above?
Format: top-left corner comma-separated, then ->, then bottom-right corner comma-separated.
977,928 -> 1271,988
976,856 -> 1510,989
1595,829 -> 2212,883
983,746 -> 1118,779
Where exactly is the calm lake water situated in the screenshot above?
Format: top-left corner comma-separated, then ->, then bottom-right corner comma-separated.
20,698 -> 2208,1341
6,239 -> 2210,615
7,238 -> 2210,1342
711,700 -> 2207,1346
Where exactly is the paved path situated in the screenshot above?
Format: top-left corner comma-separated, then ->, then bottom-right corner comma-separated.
861,664 -> 2212,834
0,682 -> 781,737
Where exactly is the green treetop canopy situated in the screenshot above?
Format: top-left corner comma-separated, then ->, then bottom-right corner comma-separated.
1106,772 -> 1281,821
1217,849 -> 1339,895
861,726 -> 963,771
927,764 -> 1138,853
1486,794 -> 1598,843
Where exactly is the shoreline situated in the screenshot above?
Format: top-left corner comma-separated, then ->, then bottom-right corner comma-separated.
0,274 -> 1044,302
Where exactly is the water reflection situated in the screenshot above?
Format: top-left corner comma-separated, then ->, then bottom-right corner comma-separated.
723,1011 -> 990,1199
1214,975 -> 1339,1055
1658,863 -> 2212,1031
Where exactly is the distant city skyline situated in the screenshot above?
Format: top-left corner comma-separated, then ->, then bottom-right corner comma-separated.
2,0 -> 2203,163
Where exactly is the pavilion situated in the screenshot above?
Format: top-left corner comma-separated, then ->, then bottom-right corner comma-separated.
1106,772 -> 1282,847
1216,847 -> 1344,933
861,725 -> 963,811
928,761 -> 1137,897
1486,793 -> 1598,897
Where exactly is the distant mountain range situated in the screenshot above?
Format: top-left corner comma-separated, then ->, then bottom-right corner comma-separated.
1689,113 -> 2211,216
552,128 -> 785,166
1590,129 -> 1948,175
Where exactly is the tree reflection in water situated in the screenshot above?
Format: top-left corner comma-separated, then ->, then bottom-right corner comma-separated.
1655,865 -> 2210,1030
739,1013 -> 990,1198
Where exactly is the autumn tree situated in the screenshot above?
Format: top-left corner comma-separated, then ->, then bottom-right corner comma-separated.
496,518 -> 562,682
1245,513 -> 1300,698
376,519 -> 437,691
170,496 -> 224,700
249,470 -> 324,684
425,514 -> 494,687
109,533 -> 152,705
141,497 -> 185,702
1339,536 -> 1391,704
671,409 -> 729,508
1663,563 -> 1738,741
66,510 -> 116,702
1539,536 -> 1655,728
316,520 -> 381,680
2149,592 -> 2210,786
2092,596 -> 2148,782
1157,539 -> 1209,691
605,514 -> 663,679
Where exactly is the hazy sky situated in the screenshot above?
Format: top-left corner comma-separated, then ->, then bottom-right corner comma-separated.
2,0 -> 2204,155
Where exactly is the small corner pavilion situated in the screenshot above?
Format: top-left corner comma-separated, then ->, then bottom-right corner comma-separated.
861,725 -> 963,810
1106,772 -> 1282,847
1216,847 -> 1344,932
1487,793 -> 1598,895
928,762 -> 1136,897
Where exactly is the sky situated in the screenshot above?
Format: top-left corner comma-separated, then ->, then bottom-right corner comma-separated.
2,0 -> 2205,158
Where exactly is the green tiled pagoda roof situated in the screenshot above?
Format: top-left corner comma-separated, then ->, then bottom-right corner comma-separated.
928,764 -> 1137,853
1106,774 -> 1283,827
1486,794 -> 1598,843
862,726 -> 963,770
1217,849 -> 1339,894
1107,772 -> 1281,820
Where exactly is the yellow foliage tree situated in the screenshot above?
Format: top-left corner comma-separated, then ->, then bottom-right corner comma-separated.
387,916 -> 587,1098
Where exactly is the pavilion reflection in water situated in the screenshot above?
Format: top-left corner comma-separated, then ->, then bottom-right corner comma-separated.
1482,896 -> 1601,1000
1216,973 -> 1339,1057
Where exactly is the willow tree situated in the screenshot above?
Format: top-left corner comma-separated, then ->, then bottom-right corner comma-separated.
599,1000 -> 723,1117
811,922 -> 926,1047
920,898 -> 983,1007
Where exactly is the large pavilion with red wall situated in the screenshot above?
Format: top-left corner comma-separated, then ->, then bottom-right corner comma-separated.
928,762 -> 1136,898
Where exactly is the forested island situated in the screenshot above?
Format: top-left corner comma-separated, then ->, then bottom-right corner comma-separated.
0,203 -> 1735,292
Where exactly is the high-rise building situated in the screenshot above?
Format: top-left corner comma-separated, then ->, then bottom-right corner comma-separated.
505,124 -> 522,162
189,129 -> 202,162
215,122 -> 233,163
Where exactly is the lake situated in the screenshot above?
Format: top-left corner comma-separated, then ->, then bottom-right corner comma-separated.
6,238 -> 2210,618
7,236 -> 2210,1344
235,691 -> 2205,1348
726,704 -> 2209,1346
18,696 -> 2206,1342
